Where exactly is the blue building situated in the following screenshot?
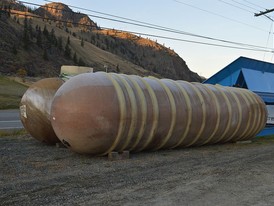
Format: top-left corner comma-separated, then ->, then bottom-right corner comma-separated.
203,56 -> 274,136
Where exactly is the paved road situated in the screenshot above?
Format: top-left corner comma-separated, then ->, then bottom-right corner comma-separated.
0,109 -> 23,130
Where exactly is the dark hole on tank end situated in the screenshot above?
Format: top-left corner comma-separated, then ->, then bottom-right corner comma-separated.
62,139 -> 71,147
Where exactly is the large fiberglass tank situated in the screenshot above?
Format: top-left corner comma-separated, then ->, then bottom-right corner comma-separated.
50,72 -> 267,155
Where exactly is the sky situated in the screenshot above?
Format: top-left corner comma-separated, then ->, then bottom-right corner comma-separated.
29,0 -> 274,78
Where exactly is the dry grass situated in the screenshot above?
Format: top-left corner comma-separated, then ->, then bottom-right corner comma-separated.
0,76 -> 28,109
0,129 -> 27,137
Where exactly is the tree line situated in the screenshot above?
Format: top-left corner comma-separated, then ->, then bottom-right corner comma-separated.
20,16 -> 86,66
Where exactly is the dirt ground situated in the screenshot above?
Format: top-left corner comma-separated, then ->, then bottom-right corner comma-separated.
1,135 -> 274,206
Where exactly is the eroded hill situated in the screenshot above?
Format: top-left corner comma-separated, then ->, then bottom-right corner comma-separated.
0,1 -> 202,82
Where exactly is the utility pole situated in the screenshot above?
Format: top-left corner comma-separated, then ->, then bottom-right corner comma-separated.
254,8 -> 274,65
255,8 -> 274,17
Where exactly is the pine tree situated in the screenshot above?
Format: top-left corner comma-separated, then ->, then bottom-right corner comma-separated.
105,38 -> 109,49
23,17 -> 30,50
28,21 -> 33,40
116,64 -> 120,73
73,52 -> 78,64
43,49 -> 48,60
90,34 -> 95,44
64,42 -> 71,59
3,5 -> 7,17
36,27 -> 42,48
57,36 -> 63,50
7,5 -> 11,17
78,57 -> 85,66
12,45 -> 17,55
50,29 -> 57,46
43,25 -> 49,37
24,16 -> 28,29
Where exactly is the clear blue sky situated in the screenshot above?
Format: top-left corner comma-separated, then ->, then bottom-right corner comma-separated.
32,0 -> 274,78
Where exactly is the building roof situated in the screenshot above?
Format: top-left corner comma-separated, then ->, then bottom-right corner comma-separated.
203,56 -> 274,103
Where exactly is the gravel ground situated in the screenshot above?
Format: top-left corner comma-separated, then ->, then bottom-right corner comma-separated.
1,135 -> 274,206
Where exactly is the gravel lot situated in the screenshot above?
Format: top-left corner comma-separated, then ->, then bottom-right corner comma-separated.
1,134 -> 274,206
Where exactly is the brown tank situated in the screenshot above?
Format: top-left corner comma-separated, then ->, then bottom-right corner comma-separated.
50,72 -> 267,155
20,78 -> 63,144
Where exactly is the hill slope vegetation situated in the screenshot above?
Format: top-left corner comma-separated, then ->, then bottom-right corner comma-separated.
0,1 -> 202,82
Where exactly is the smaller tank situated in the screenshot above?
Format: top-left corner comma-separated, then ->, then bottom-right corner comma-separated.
20,78 -> 63,144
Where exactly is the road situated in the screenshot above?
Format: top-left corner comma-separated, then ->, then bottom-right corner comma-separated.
0,109 -> 23,130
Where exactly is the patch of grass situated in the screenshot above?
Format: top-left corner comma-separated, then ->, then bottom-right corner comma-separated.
258,135 -> 274,139
0,129 -> 27,137
253,135 -> 274,145
0,76 -> 28,109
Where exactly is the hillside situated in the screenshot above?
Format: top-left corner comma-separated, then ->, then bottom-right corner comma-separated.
34,2 -> 98,30
96,29 -> 201,81
0,75 -> 28,109
0,1 -> 202,82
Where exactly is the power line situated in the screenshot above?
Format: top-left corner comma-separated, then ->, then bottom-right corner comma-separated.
18,0 -> 273,51
219,0 -> 273,21
6,9 -> 274,53
264,15 -> 274,22
125,30 -> 273,53
242,0 -> 266,10
229,0 -> 259,12
263,21 -> 273,61
237,0 -> 273,21
218,0 -> 254,14
43,0 -> 181,32
173,0 -> 269,33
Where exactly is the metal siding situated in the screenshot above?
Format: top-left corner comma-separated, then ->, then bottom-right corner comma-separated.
257,127 -> 274,137
204,56 -> 274,85
217,70 -> 241,86
255,92 -> 274,104
241,68 -> 274,93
